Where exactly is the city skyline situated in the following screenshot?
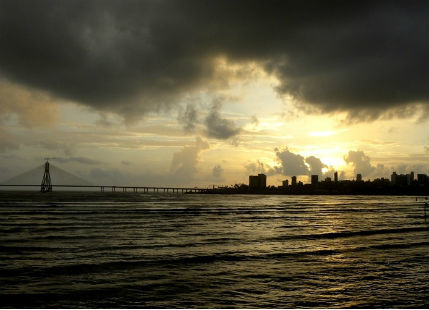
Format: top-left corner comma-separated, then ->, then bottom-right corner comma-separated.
250,169 -> 427,187
0,1 -> 428,187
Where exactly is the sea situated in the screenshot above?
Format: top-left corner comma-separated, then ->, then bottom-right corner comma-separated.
0,191 -> 428,308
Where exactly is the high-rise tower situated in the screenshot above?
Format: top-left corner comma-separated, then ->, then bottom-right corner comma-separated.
41,160 -> 52,192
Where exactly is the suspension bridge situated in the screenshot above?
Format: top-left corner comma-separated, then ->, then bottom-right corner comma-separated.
0,160 -> 208,193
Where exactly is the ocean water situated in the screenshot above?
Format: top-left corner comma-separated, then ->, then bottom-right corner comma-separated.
0,191 -> 428,308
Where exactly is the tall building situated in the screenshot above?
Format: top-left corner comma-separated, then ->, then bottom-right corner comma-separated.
291,176 -> 297,186
417,174 -> 429,185
249,175 -> 259,188
311,175 -> 318,185
249,174 -> 267,189
334,171 -> 338,182
410,171 -> 414,182
258,174 -> 266,189
282,179 -> 289,187
391,172 -> 397,185
356,174 -> 362,182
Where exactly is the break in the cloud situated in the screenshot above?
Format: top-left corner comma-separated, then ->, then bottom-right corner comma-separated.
0,1 -> 428,122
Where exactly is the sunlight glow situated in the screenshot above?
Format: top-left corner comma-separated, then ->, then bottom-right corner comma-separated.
308,128 -> 349,137
320,157 -> 345,169
308,130 -> 336,137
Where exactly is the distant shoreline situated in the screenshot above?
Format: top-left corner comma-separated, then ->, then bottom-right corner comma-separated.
197,191 -> 428,196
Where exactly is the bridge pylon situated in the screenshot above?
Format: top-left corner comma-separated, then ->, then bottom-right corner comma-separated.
41,159 -> 52,193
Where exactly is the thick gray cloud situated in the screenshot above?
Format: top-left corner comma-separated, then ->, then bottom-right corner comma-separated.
344,150 -> 390,178
178,104 -> 199,132
205,103 -> 240,139
245,160 -> 268,175
344,150 -> 375,177
273,148 -> 309,176
305,156 -> 327,176
0,1 -> 427,121
272,148 -> 335,177
178,97 -> 241,140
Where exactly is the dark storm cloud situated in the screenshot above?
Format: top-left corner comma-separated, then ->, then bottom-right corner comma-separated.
0,1 -> 428,120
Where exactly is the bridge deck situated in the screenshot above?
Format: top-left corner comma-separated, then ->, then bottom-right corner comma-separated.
0,184 -> 208,193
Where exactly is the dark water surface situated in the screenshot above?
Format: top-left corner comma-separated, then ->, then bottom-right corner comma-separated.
0,191 -> 428,308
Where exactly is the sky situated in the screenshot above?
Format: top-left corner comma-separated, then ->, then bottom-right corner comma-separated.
0,0 -> 428,187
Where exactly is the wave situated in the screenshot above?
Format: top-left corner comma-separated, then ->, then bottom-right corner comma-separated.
2,240 -> 428,278
271,226 -> 429,241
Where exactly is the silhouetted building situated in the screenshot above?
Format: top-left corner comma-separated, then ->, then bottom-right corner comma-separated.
249,176 -> 258,188
207,170 -> 428,195
249,174 -> 266,189
311,175 -> 318,185
395,174 -> 408,186
334,171 -> 338,182
417,174 -> 429,185
282,179 -> 289,187
410,171 -> 414,182
259,174 -> 266,188
391,172 -> 397,185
